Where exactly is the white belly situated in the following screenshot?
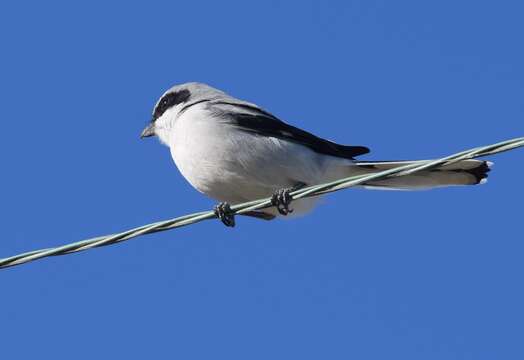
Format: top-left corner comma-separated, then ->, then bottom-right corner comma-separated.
168,107 -> 352,214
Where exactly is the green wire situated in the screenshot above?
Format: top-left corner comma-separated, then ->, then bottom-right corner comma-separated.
1,137 -> 523,270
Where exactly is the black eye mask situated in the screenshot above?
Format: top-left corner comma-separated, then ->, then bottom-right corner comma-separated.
152,89 -> 191,122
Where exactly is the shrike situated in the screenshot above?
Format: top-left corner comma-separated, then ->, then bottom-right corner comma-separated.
141,82 -> 491,227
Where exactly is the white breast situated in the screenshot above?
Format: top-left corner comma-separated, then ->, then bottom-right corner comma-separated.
165,105 -> 353,215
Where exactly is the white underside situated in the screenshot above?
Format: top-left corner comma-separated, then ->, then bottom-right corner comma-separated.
160,105 -> 355,216
157,104 -> 488,217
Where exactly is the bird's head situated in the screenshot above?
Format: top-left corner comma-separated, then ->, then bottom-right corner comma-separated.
140,82 -> 224,145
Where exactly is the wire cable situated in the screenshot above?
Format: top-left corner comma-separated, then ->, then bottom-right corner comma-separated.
1,137 -> 523,269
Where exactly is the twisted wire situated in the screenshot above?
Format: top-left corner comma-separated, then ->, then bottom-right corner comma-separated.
1,137 -> 523,269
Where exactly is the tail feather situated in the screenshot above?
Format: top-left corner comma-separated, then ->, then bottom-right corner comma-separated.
353,159 -> 492,190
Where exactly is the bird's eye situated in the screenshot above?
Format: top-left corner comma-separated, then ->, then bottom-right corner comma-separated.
153,89 -> 191,122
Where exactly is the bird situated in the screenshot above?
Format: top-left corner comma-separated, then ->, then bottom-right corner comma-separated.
141,82 -> 491,227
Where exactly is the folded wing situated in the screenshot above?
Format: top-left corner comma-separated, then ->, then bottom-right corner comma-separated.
209,100 -> 370,160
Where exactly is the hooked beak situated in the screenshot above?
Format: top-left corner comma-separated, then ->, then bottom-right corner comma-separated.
140,123 -> 156,139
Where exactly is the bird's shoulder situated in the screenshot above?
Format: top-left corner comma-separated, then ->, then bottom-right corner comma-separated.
204,98 -> 370,159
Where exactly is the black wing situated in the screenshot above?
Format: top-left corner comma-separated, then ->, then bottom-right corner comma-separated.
212,101 -> 370,160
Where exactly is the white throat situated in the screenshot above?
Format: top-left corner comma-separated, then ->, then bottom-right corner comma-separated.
154,106 -> 183,146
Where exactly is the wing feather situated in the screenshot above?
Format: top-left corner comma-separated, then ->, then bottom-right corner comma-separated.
209,100 -> 370,159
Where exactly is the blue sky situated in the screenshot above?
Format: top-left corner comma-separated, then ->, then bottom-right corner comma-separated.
1,1 -> 523,359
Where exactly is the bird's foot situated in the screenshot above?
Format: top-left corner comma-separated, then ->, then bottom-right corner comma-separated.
271,188 -> 293,215
214,202 -> 236,227
271,183 -> 306,216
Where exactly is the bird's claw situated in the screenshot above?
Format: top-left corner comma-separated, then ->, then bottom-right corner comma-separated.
214,202 -> 236,227
271,188 -> 294,216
